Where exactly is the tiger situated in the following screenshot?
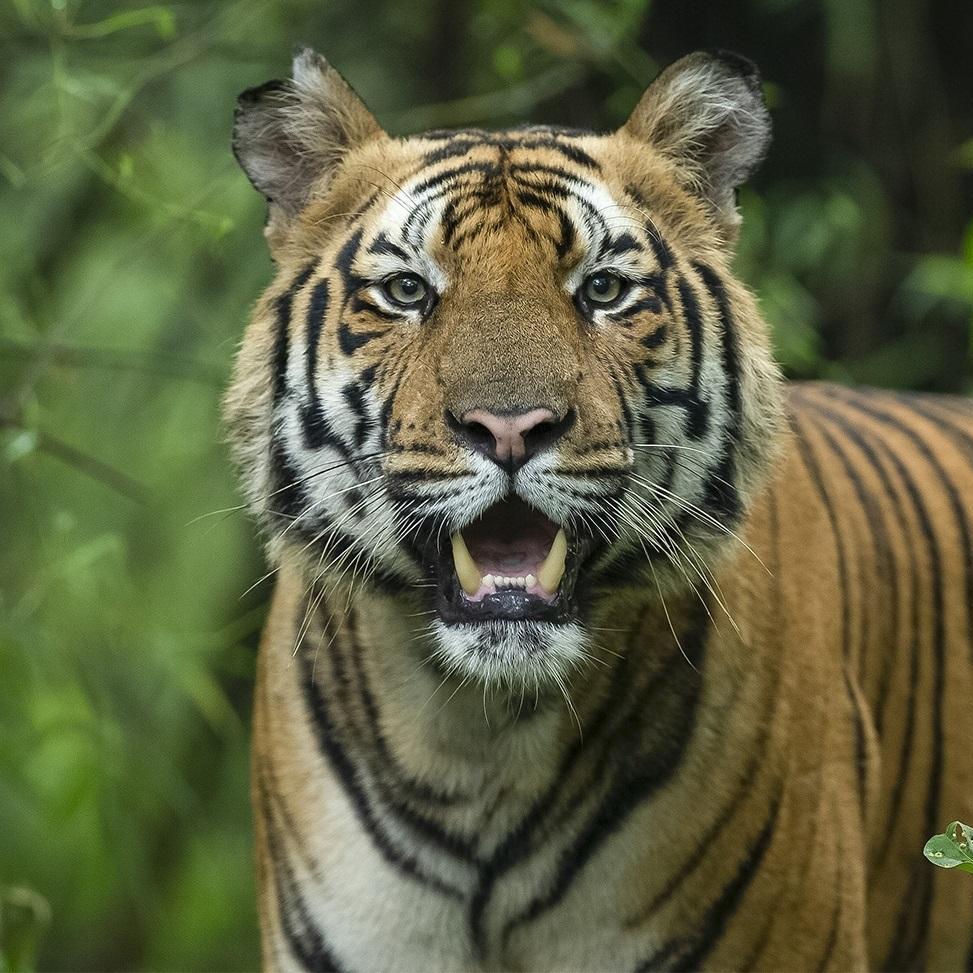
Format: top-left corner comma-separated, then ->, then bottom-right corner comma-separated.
224,47 -> 973,971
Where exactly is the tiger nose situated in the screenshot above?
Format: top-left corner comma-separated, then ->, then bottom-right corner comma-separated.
447,407 -> 575,472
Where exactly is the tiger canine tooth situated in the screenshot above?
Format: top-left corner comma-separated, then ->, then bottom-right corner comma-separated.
451,533 -> 481,596
538,529 -> 568,594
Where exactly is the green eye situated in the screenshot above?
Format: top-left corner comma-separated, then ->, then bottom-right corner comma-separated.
384,274 -> 428,307
582,272 -> 625,306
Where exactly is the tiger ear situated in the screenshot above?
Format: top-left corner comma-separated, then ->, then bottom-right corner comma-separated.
232,48 -> 383,222
622,51 -> 771,227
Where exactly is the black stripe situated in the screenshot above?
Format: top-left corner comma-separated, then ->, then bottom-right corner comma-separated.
672,793 -> 781,971
338,320 -> 383,355
304,279 -> 329,390
695,265 -> 741,428
888,393 -> 973,660
509,161 -> 595,185
609,365 -> 635,444
340,382 -> 371,449
518,137 -> 600,169
411,160 -> 500,195
516,182 -> 571,204
816,856 -> 842,973
343,609 -> 464,806
555,209 -> 575,259
499,603 -> 709,950
272,260 -> 318,403
321,612 -> 478,861
508,172 -> 612,243
610,299 -> 664,326
258,775 -> 344,972
852,394 -> 973,649
695,263 -> 744,521
359,363 -> 378,388
825,390 -> 944,971
792,417 -> 867,812
794,392 -> 917,738
301,401 -> 353,456
625,489 -> 783,933
797,397 -> 900,712
300,279 -> 336,450
625,703 -> 774,931
368,231 -> 410,262
269,435 -> 310,520
423,133 -> 600,170
676,276 -> 704,399
634,379 -> 710,442
644,220 -> 674,271
420,139 -> 493,165
635,791 -> 781,972
802,412 -> 880,811
334,227 -> 365,297
600,231 -> 642,259
298,613 -> 463,899
467,637 -> 643,956
441,190 -> 499,247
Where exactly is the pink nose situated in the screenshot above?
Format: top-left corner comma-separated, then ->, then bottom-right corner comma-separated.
454,407 -> 570,471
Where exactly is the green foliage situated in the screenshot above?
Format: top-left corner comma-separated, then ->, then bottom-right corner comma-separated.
0,888 -> 51,973
1,0 -> 971,969
924,822 -> 973,875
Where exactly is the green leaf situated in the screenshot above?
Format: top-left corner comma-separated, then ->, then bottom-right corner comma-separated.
947,821 -> 973,856
924,822 -> 973,873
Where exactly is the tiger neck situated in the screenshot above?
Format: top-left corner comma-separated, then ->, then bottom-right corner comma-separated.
295,574 -> 716,803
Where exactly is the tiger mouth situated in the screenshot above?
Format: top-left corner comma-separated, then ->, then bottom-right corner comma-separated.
432,496 -> 592,624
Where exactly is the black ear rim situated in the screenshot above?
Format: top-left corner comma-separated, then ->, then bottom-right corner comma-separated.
235,78 -> 287,110
231,79 -> 289,202
704,49 -> 763,93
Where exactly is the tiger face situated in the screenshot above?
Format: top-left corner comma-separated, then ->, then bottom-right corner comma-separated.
227,50 -> 785,689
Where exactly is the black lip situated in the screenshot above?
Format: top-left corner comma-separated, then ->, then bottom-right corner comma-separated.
423,513 -> 597,626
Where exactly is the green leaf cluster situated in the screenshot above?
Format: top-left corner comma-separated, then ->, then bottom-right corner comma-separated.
924,822 -> 973,875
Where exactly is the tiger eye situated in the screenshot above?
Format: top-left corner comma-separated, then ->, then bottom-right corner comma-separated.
385,274 -> 428,306
583,272 -> 624,305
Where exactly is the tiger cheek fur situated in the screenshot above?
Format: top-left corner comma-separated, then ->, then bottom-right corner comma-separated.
227,49 -> 973,972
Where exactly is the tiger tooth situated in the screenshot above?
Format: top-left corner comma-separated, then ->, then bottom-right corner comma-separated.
451,532 -> 481,596
525,573 -> 537,587
538,529 -> 568,594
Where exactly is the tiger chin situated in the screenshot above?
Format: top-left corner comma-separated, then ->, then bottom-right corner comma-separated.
226,48 -> 973,973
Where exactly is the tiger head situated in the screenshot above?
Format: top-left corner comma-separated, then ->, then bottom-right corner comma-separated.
226,49 -> 785,689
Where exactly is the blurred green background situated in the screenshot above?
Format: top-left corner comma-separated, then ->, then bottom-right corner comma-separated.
1,0 -> 971,968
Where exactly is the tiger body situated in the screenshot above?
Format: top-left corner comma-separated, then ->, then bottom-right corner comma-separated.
227,50 -> 973,971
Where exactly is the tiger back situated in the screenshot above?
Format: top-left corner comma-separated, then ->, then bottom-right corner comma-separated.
226,49 -> 973,971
